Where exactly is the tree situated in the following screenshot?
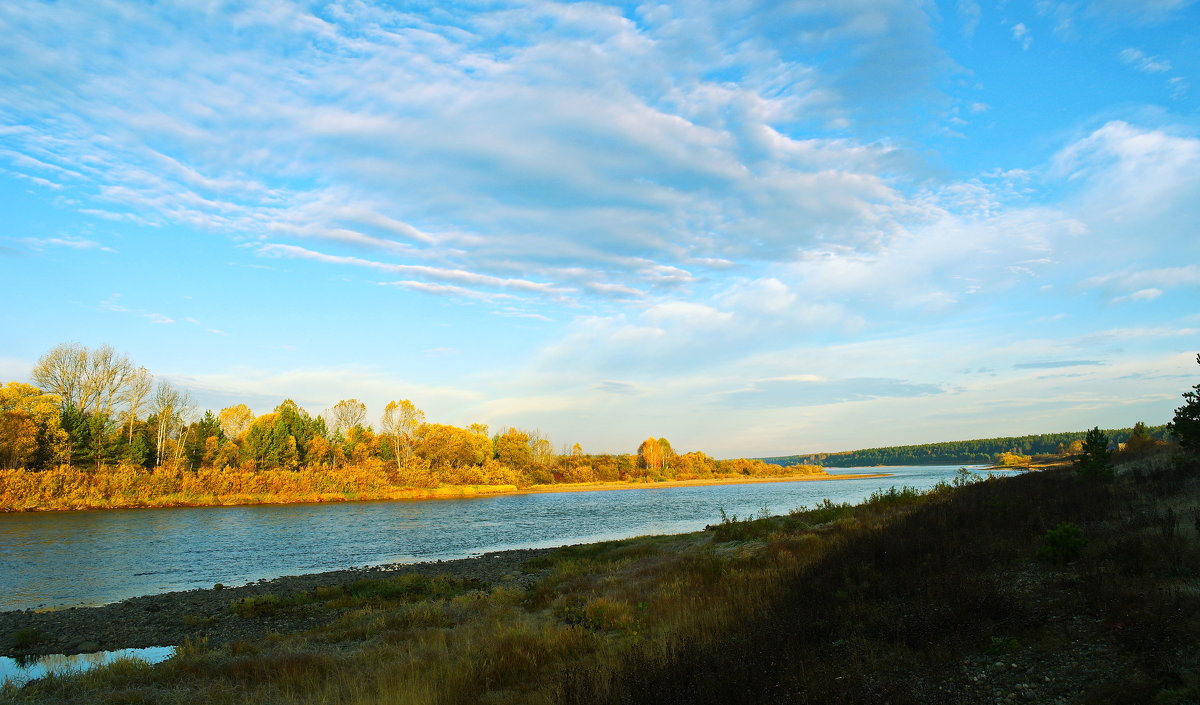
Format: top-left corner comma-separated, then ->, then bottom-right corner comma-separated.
151,381 -> 194,467
122,367 -> 153,443
1076,426 -> 1113,481
1123,421 -> 1157,454
380,400 -> 424,469
415,423 -> 492,470
326,399 -> 368,437
494,428 -> 533,471
218,404 -> 255,442
1169,354 -> 1200,452
0,382 -> 67,469
638,437 -> 663,472
31,343 -> 135,417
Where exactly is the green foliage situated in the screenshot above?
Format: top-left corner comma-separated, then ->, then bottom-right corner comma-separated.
984,636 -> 1021,655
1076,427 -> 1114,481
1038,522 -> 1086,564
790,498 -> 854,524
863,485 -> 925,508
230,594 -> 289,618
1169,354 -> 1200,452
708,508 -> 779,542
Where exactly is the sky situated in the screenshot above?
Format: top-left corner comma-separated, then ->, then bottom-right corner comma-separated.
2,0 -> 1199,458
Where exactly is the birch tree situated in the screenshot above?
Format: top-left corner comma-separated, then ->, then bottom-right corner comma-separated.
381,400 -> 424,469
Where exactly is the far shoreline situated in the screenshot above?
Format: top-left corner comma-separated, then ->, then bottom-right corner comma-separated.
0,470 -> 893,514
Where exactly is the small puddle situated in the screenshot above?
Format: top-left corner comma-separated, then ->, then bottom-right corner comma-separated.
1,646 -> 175,686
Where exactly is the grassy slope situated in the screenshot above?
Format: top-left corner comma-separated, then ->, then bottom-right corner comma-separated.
576,450 -> 1200,705
5,451 -> 1197,705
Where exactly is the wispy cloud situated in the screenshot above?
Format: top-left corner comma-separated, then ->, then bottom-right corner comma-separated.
1013,360 -> 1103,369
1118,47 -> 1172,73
16,236 -> 115,253
258,243 -> 560,296
719,376 -> 944,409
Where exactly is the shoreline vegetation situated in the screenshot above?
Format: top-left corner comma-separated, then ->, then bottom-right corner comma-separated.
2,343 -> 833,513
4,448 -> 1197,705
0,465 -> 871,513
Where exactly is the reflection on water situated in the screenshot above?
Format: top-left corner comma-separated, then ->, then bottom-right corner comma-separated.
0,646 -> 175,686
0,465 -> 995,611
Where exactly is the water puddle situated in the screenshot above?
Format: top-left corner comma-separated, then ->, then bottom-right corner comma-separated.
1,646 -> 175,686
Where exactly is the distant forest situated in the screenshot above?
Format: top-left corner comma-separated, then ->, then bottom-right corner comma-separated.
761,424 -> 1172,467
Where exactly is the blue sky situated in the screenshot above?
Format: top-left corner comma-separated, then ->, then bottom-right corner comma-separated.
2,0 -> 1198,457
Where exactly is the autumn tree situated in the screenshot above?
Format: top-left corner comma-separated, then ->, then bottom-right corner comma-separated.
494,428 -> 533,472
0,382 -> 67,469
380,400 -> 425,469
122,367 -> 153,443
218,404 -> 255,442
1123,421 -> 1158,454
150,381 -> 194,467
415,423 -> 492,471
31,343 -> 135,417
326,399 -> 368,437
638,437 -> 663,472
1169,354 -> 1200,452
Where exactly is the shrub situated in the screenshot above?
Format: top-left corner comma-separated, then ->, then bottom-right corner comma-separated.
11,626 -> 41,648
1038,522 -> 1086,564
998,451 -> 1031,466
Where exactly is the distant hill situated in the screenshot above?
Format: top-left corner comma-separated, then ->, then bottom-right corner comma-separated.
760,424 -> 1171,467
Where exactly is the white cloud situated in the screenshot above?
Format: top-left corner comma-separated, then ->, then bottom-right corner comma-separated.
0,0 -> 947,305
16,237 -> 115,253
1051,121 -> 1200,239
1118,48 -> 1172,73
1085,265 -> 1200,295
1011,23 -> 1032,50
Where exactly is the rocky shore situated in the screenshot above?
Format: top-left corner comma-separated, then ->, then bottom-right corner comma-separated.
0,547 -> 556,658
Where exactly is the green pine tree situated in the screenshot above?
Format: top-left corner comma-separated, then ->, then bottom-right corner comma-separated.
1168,354 -> 1200,452
1076,426 -> 1113,481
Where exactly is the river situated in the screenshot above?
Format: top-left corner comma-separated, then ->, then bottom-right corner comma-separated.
0,465 -> 997,612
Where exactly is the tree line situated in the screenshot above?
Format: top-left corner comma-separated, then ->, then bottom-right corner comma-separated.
761,424 -> 1173,468
0,344 -> 817,510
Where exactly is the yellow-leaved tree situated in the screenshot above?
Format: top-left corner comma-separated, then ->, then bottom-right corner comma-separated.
0,382 -> 68,469
381,400 -> 425,469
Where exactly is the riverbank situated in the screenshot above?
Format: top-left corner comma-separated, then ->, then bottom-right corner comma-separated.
9,452 -> 1194,704
0,468 -> 873,512
0,547 -> 563,659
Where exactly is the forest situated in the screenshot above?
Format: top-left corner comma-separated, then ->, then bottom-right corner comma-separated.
0,344 -> 819,511
762,424 -> 1172,467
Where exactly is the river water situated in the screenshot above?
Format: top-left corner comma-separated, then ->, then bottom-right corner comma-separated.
0,465 -> 994,612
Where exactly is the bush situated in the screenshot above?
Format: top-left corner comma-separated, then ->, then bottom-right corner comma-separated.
1038,522 -> 1086,564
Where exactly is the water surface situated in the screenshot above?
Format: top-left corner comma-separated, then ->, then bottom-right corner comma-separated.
0,465 -> 994,611
0,646 -> 175,686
